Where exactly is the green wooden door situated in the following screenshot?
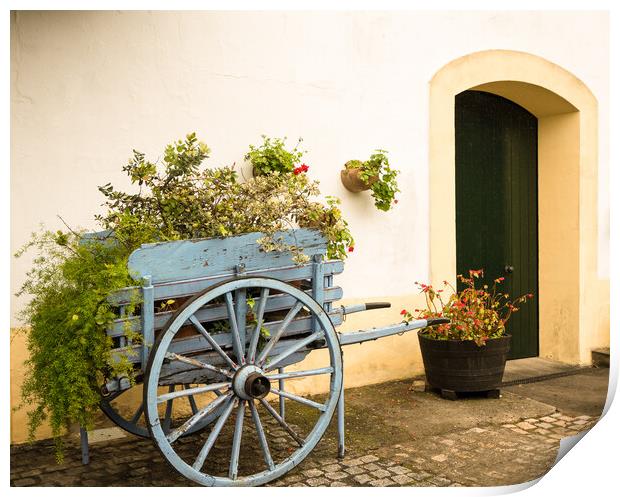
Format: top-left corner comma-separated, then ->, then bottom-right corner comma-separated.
455,90 -> 539,360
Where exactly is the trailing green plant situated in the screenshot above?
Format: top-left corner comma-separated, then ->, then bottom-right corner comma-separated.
345,149 -> 399,211
245,135 -> 306,176
401,269 -> 534,346
14,229 -> 138,460
15,133 -> 354,458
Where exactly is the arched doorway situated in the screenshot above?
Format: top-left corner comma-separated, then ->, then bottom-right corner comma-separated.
455,90 -> 538,359
428,50 -> 604,365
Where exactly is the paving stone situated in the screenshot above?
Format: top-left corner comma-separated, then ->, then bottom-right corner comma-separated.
369,478 -> 394,487
431,454 -> 448,462
392,474 -> 414,484
572,419 -> 589,425
363,463 -> 381,471
341,458 -> 363,467
466,427 -> 486,433
344,465 -> 365,475
410,470 -> 432,481
372,469 -> 391,478
306,477 -> 331,486
322,463 -> 342,472
516,422 -> 536,430
429,476 -> 452,486
353,474 -> 372,484
391,465 -> 411,475
511,428 -> 529,434
303,468 -> 324,477
330,481 -> 347,487
359,455 -> 379,463
540,416 -> 557,423
325,471 -> 348,480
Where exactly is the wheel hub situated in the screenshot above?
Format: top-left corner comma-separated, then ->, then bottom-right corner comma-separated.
232,365 -> 271,400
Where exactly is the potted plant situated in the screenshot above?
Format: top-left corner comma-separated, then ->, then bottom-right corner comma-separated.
15,133 -> 354,458
245,135 -> 306,177
341,149 -> 399,211
401,270 -> 534,400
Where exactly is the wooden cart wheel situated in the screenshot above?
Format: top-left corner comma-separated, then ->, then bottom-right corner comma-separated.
144,276 -> 343,486
100,383 -> 221,438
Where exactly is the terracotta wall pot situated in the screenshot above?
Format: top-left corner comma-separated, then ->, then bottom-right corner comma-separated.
340,168 -> 378,193
418,332 -> 511,392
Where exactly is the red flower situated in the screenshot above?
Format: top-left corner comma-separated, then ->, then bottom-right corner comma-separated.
293,167 -> 302,175
348,246 -> 354,252
393,199 -> 399,204
301,163 -> 309,172
400,309 -> 407,316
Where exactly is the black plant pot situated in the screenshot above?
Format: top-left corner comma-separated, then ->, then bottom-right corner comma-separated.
418,332 -> 511,393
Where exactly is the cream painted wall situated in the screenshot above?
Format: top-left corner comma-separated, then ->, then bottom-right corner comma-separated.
10,11 -> 610,442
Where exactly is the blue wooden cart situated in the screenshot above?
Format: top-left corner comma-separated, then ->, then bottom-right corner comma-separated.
83,228 -> 447,486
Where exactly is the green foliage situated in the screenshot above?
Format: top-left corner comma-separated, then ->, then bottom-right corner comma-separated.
14,230 -> 137,460
345,150 -> 400,211
245,135 -> 305,176
16,133 -> 354,458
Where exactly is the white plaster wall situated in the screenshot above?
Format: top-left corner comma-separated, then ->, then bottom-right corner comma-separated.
10,10 -> 609,325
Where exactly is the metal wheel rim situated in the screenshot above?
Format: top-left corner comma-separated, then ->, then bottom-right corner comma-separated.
144,276 -> 343,486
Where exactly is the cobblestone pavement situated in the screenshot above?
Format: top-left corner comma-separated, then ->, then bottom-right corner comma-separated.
10,410 -> 596,487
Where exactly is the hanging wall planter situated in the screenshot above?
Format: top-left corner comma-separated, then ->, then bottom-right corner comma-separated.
340,152 -> 400,211
340,160 -> 378,192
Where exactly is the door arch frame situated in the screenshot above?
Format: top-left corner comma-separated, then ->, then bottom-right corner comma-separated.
428,50 -> 600,364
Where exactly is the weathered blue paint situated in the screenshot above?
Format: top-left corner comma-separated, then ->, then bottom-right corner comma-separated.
338,319 -> 431,346
140,276 -> 154,370
106,286 -> 343,338
107,259 -> 344,305
127,229 -> 327,284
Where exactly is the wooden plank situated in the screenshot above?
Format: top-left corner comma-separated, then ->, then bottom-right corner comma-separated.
111,309 -> 343,365
107,260 -> 344,305
106,286 -> 343,338
127,229 -> 327,284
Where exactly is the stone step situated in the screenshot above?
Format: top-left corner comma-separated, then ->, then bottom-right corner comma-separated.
592,348 -> 610,368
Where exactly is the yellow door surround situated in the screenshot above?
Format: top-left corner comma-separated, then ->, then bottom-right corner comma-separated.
428,49 -> 608,365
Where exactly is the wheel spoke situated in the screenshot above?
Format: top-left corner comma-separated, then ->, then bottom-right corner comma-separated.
247,288 -> 269,363
256,301 -> 304,365
157,382 -> 231,403
130,401 -> 144,424
249,400 -> 274,470
165,351 -> 233,378
266,366 -> 334,381
264,330 -> 325,372
189,315 -> 238,370
193,397 -> 236,471
225,292 -> 245,365
166,391 -> 232,444
228,400 -> 245,480
270,388 -> 327,411
259,398 -> 305,447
